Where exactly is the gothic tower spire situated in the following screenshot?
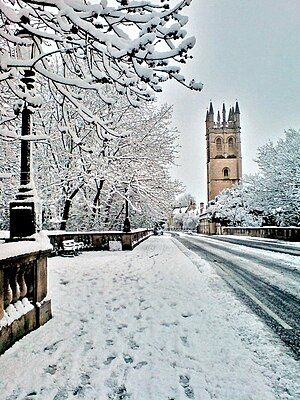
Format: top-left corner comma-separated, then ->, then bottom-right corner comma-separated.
235,101 -> 240,126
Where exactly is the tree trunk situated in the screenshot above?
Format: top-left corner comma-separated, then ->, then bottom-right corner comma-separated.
92,179 -> 105,216
60,183 -> 85,230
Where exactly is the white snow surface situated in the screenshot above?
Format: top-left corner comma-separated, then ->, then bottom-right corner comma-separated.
0,231 -> 52,261
0,236 -> 299,399
0,298 -> 34,329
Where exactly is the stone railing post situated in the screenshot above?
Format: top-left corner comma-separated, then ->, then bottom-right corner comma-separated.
34,255 -> 48,303
122,233 -> 133,250
18,268 -> 27,299
3,271 -> 13,309
10,268 -> 21,303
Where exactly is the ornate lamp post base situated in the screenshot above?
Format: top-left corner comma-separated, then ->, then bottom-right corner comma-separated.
10,199 -> 41,239
123,217 -> 131,233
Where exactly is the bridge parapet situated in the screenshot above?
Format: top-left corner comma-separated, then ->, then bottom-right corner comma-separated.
0,236 -> 52,354
221,227 -> 300,241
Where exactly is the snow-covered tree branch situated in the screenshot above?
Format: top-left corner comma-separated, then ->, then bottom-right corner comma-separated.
0,0 -> 202,135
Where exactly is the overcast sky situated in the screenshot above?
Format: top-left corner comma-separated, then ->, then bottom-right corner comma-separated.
158,0 -> 300,204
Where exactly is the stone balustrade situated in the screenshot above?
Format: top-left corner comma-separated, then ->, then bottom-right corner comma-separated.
0,241 -> 52,355
48,229 -> 152,253
221,226 -> 300,241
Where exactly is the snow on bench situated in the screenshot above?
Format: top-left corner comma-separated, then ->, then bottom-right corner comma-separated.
62,240 -> 83,256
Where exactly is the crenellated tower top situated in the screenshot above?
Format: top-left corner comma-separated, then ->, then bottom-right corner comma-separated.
206,101 -> 240,129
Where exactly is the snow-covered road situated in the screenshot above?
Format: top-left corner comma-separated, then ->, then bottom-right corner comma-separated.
173,233 -> 300,358
0,236 -> 299,399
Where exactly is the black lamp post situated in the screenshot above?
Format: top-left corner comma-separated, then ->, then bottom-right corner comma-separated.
9,30 -> 42,239
122,187 -> 131,233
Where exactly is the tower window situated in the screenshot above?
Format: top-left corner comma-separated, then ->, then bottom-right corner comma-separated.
223,167 -> 230,178
216,137 -> 222,151
228,137 -> 235,148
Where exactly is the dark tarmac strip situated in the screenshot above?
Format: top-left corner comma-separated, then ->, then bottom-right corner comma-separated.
172,234 -> 300,360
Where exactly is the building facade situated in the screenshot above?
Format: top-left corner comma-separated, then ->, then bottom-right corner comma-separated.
206,101 -> 242,202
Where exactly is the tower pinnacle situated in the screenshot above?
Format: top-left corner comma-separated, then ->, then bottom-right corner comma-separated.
222,103 -> 226,125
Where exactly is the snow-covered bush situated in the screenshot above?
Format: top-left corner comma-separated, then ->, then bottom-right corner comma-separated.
207,182 -> 262,227
252,129 -> 300,226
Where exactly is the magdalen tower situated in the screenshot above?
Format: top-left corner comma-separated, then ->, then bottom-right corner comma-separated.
206,101 -> 242,202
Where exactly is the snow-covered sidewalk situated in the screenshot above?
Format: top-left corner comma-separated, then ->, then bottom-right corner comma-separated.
0,236 -> 299,399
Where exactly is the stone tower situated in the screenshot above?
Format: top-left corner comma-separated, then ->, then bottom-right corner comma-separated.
206,101 -> 242,202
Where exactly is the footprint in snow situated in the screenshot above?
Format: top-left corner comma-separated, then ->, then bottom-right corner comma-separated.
149,253 -> 159,258
84,340 -> 94,351
181,312 -> 193,318
59,279 -> 69,286
179,374 -> 190,388
179,375 -> 195,399
73,384 -> 93,397
108,384 -> 130,400
123,354 -> 134,364
117,323 -> 128,330
134,361 -> 148,370
77,328 -> 88,337
44,364 -> 57,375
180,336 -> 189,346
161,321 -> 179,327
72,374 -> 92,396
104,355 -> 117,365
43,340 -> 63,355
129,340 -> 139,350
80,373 -> 90,385
24,391 -> 37,399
